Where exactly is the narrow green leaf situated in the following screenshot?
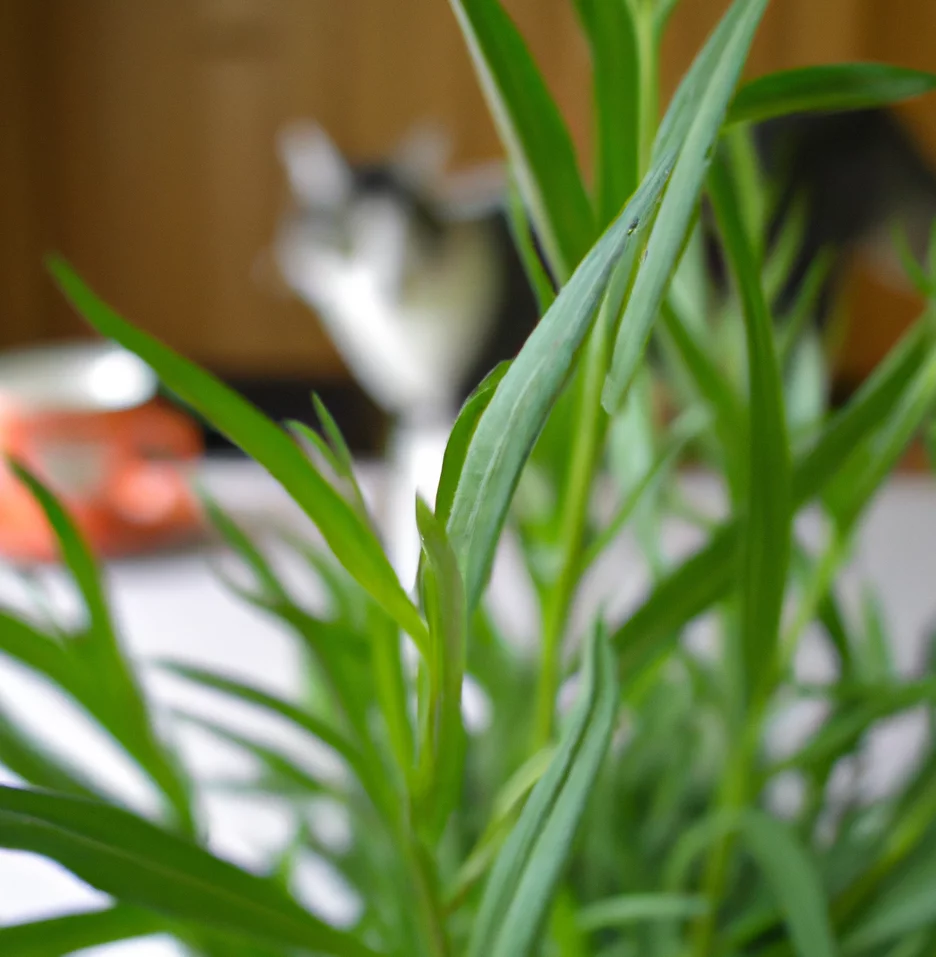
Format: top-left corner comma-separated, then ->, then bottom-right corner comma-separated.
312,393 -> 355,478
446,0 -> 593,279
448,745 -> 557,904
10,461 -> 113,642
727,64 -> 936,127
0,700 -> 107,802
46,256 -> 428,650
573,0 -> 641,226
10,461 -> 194,832
173,711 -> 342,799
740,810 -> 837,957
435,361 -> 510,526
157,663 -> 368,785
826,344 -> 936,532
578,894 -> 708,933
777,680 -> 936,774
448,160 -> 673,610
604,0 -> 770,410
0,905 -> 168,957
468,623 -> 618,957
414,498 -> 467,837
581,409 -> 704,572
710,156 -> 792,703
0,610 -> 80,695
202,496 -> 290,604
0,787 -> 377,956
506,177 -> 555,315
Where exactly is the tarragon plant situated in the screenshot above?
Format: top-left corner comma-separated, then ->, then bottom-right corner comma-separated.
3,1 -> 936,955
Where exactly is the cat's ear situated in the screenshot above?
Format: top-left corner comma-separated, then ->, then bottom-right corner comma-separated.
277,121 -> 351,208
391,122 -> 452,191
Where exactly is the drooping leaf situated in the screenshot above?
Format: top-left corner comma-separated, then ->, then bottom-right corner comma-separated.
0,786 -> 377,956
46,256 -> 428,650
448,159 -> 673,610
727,63 -> 936,127
446,0 -> 594,280
603,0 -> 771,411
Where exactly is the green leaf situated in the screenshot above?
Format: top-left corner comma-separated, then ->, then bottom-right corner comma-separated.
46,256 -> 428,651
9,461 -> 194,833
506,176 -> 556,314
9,461 -> 113,641
603,0 -> 770,411
740,810 -> 837,957
727,64 -> 936,127
777,680 -> 936,774
312,393 -> 355,478
468,623 -> 618,957
573,0 -> 641,226
0,905 -> 168,957
435,361 -> 511,527
0,700 -> 108,802
202,496 -> 291,604
446,0 -> 594,280
613,317 -> 931,675
156,662 -> 371,789
825,343 -> 936,532
448,745 -> 557,904
578,894 -> 708,933
581,409 -> 704,572
414,498 -> 467,838
0,610 -> 80,696
448,159 -> 673,610
0,787 -> 377,956
709,156 -> 792,704
173,710 -> 343,800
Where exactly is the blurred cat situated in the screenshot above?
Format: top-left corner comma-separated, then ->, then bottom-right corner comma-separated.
272,109 -> 936,418
273,124 -> 537,422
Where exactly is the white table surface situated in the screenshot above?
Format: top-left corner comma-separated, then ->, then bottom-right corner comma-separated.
1,460 -> 935,954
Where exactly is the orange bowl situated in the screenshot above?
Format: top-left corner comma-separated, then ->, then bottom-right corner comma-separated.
0,342 -> 205,562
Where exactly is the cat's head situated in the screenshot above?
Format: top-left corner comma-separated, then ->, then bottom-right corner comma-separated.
273,122 -> 454,303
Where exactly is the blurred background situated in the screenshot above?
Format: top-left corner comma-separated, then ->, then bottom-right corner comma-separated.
3,0 -> 936,455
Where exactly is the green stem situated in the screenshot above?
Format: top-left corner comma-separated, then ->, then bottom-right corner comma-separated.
691,713 -> 760,957
534,318 -> 611,747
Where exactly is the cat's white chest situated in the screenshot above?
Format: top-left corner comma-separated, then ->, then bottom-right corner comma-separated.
282,223 -> 501,419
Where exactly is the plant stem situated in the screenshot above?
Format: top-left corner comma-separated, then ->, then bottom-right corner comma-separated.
690,714 -> 760,957
408,836 -> 452,957
534,309 -> 613,747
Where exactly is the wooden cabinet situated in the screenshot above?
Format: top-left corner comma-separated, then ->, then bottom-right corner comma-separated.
2,0 -> 935,380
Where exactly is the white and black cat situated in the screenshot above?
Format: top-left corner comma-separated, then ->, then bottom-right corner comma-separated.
273,109 -> 936,420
